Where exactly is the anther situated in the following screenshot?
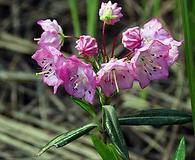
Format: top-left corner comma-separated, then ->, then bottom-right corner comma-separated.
36,70 -> 49,76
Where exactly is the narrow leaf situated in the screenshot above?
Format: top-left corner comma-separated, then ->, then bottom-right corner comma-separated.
38,123 -> 97,156
173,137 -> 186,160
71,96 -> 96,118
119,109 -> 192,126
91,135 -> 117,160
107,144 -> 122,160
103,105 -> 129,160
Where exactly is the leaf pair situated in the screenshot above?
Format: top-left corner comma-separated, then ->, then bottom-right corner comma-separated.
102,106 -> 190,160
72,97 -> 192,126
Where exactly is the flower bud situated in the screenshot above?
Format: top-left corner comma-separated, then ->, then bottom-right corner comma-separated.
75,35 -> 98,57
122,27 -> 142,51
99,1 -> 123,25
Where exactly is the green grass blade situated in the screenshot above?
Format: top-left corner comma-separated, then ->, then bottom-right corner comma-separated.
173,137 -> 186,160
142,0 -> 148,21
68,0 -> 81,36
179,0 -> 195,133
152,0 -> 160,17
191,0 -> 195,45
87,0 -> 99,36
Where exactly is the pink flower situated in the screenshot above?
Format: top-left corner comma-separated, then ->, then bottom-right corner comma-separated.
37,19 -> 61,33
122,27 -> 142,51
141,18 -> 167,45
58,56 -> 96,104
97,58 -> 134,97
99,1 -> 123,25
161,39 -> 182,66
32,46 -> 65,93
141,18 -> 182,65
37,19 -> 64,49
131,40 -> 170,88
75,35 -> 98,57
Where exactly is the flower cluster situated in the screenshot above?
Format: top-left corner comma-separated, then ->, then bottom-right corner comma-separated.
32,1 -> 182,104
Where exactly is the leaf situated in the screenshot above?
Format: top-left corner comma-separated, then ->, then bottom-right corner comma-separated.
71,96 -> 96,118
38,123 -> 97,156
91,135 -> 122,160
173,137 -> 186,160
91,135 -> 117,160
103,105 -> 129,160
107,144 -> 122,160
119,109 -> 192,126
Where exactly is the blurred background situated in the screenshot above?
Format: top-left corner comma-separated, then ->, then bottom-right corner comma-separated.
0,0 -> 194,159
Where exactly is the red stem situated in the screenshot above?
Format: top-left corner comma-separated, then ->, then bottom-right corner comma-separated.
124,51 -> 134,59
64,35 -> 79,39
102,22 -> 107,58
111,36 -> 118,58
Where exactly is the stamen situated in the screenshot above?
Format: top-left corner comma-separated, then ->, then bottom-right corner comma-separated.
34,38 -> 40,41
36,70 -> 49,76
112,70 -> 119,93
73,83 -> 79,90
72,71 -> 88,90
141,56 -> 162,70
69,75 -> 78,81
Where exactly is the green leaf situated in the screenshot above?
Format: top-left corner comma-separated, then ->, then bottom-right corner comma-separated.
119,109 -> 192,126
71,96 -> 96,118
107,144 -> 122,160
38,123 -> 97,156
103,105 -> 129,160
173,137 -> 186,160
91,135 -> 122,160
91,135 -> 117,160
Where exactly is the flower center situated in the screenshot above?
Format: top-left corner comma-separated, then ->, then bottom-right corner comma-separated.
69,68 -> 88,91
143,37 -> 152,45
139,54 -> 162,76
105,69 -> 123,93
36,58 -> 55,78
